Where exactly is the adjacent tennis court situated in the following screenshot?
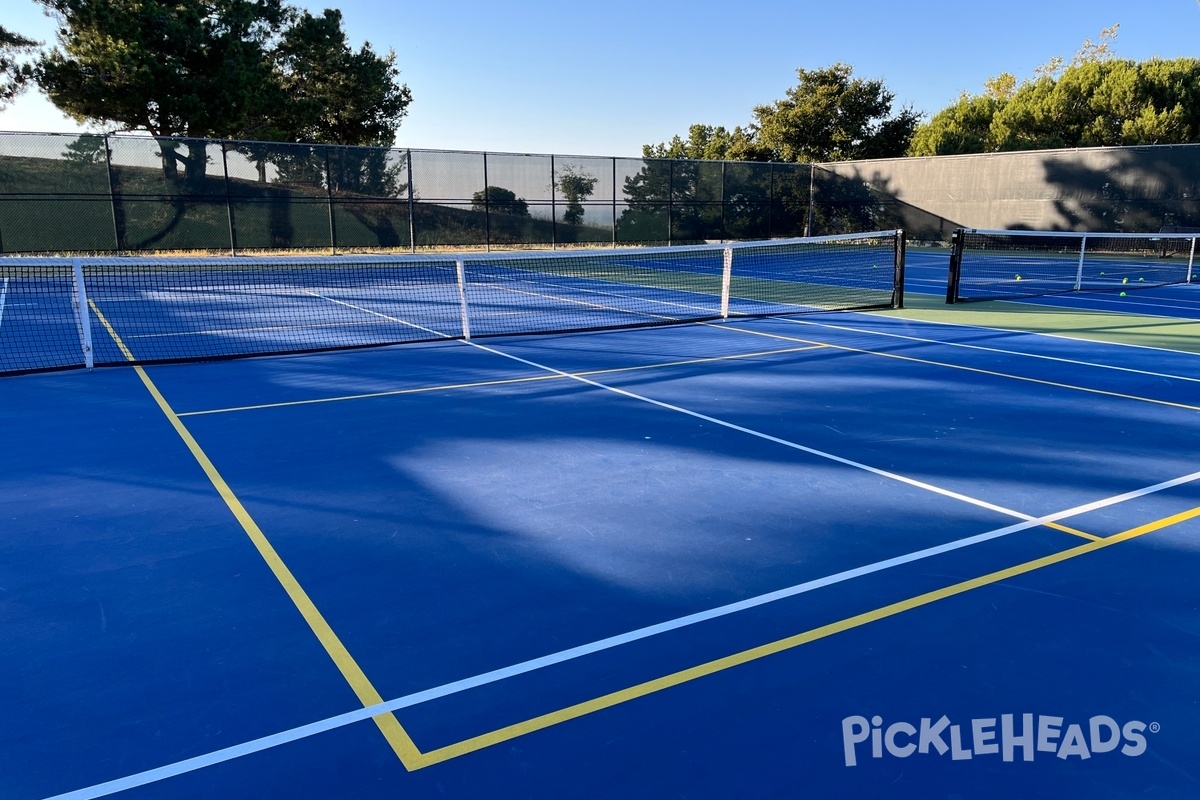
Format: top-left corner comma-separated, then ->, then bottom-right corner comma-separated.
3,237 -> 1200,800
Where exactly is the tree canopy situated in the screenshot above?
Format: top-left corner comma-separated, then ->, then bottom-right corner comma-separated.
0,24 -> 39,109
909,26 -> 1200,156
751,64 -> 921,162
34,1 -> 411,148
645,64 -> 920,164
37,0 -> 288,141
271,8 -> 411,147
471,185 -> 530,217
643,124 -> 762,161
557,167 -> 598,225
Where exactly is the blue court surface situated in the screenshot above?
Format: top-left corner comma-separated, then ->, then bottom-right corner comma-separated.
4,280 -> 1200,799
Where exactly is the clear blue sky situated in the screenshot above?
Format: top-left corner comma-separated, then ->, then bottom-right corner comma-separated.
3,0 -> 1198,157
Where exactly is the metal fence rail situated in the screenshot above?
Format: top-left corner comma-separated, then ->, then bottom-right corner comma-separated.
0,132 -> 943,255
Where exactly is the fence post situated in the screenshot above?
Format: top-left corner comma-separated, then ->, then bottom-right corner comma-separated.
720,160 -> 727,243
103,134 -> 123,254
407,149 -> 416,254
482,152 -> 491,252
220,141 -> 236,256
550,154 -> 557,250
324,146 -> 337,254
804,163 -> 815,237
668,160 -> 674,247
612,157 -> 617,248
767,161 -> 774,239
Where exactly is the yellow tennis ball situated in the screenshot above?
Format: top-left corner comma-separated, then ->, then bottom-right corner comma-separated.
1122,277 -> 1129,284
1120,291 -> 1127,297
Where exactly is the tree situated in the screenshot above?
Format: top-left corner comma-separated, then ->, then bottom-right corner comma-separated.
643,64 -> 918,164
644,124 -> 767,161
557,166 -> 597,225
908,92 -> 1006,156
35,0 -> 412,189
472,185 -> 530,217
0,25 -> 38,108
37,0 -> 288,186
904,25 -> 1200,155
990,58 -> 1200,150
271,8 -> 411,147
750,64 -> 920,162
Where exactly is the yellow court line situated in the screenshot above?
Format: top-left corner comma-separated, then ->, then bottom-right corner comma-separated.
410,501 -> 1200,767
177,344 -> 827,416
89,302 -> 424,768
705,322 -> 1200,415
1044,521 -> 1103,541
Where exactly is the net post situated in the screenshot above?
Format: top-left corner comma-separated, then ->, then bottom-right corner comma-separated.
455,257 -> 471,340
1074,235 -> 1087,291
946,228 -> 964,304
720,246 -> 733,318
1188,237 -> 1196,283
71,259 -> 94,369
893,230 -> 906,309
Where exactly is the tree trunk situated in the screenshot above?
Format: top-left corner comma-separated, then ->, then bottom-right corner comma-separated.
184,140 -> 208,193
157,138 -> 180,183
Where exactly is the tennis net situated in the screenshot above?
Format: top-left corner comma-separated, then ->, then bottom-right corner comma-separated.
0,230 -> 904,375
946,228 -> 1197,303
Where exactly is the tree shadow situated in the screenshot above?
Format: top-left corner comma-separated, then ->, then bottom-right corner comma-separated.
812,165 -> 965,241
1038,146 -> 1200,232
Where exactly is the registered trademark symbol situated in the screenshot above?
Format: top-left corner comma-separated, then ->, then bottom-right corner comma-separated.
1149,722 -> 1161,734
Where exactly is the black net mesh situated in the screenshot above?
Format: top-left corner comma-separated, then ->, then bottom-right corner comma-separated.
729,236 -> 900,314
948,229 -> 1197,302
0,231 -> 903,375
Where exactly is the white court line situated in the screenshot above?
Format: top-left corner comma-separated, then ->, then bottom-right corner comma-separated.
775,316 -> 1200,384
300,294 -> 1059,524
43,466 -> 1200,800
0,277 -> 9,331
302,290 -> 459,340
467,337 -> 1037,521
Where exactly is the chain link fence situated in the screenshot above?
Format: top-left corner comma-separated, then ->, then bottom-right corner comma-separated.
0,132 -> 944,255
6,132 -> 1191,255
